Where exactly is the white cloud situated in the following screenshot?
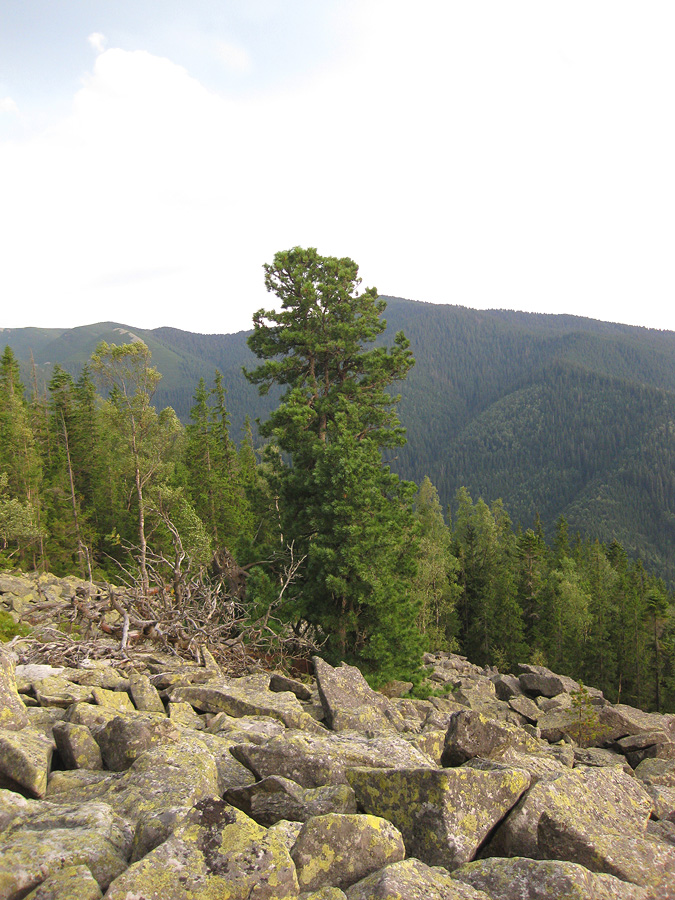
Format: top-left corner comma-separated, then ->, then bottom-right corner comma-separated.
0,97 -> 18,114
215,40 -> 252,74
88,32 -> 107,54
1,2 -> 675,334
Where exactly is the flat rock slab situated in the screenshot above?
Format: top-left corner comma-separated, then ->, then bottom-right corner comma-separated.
291,812 -> 405,893
313,657 -> 405,734
167,700 -> 205,728
635,756 -> 675,786
127,670 -> 166,714
43,733 -> 221,829
463,753 -> 566,786
0,799 -> 131,899
508,695 -> 540,722
34,676 -> 94,708
231,728 -> 434,788
347,765 -> 530,870
226,775 -> 356,826
518,664 -> 580,698
599,703 -> 674,742
169,673 -> 323,731
95,715 -> 182,771
442,709 -> 540,766
452,856 -> 651,900
22,864 -> 103,900
486,765 -> 654,859
346,859 -> 492,900
538,813 -> 675,897
52,721 -> 102,770
186,729 -> 257,793
205,712 -> 286,743
105,797 -> 299,900
0,647 -> 30,731
270,672 -> 313,701
0,727 -> 53,797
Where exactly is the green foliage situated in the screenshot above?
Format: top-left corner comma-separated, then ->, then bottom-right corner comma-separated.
91,340 -> 180,591
0,473 -> 41,569
452,489 -> 526,670
412,477 -> 460,651
0,609 -> 31,642
184,373 -> 252,556
569,682 -> 609,748
246,248 -> 423,682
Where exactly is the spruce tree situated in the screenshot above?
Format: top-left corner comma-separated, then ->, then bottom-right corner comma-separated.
245,247 -> 422,682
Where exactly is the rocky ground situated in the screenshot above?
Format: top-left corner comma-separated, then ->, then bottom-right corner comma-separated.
1,571 -> 675,899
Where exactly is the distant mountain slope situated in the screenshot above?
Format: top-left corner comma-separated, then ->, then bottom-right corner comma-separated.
3,299 -> 675,581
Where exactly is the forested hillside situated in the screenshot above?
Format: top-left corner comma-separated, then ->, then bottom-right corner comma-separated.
4,299 -> 675,583
1,271 -> 675,709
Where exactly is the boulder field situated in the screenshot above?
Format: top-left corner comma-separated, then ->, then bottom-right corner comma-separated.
1,573 -> 675,898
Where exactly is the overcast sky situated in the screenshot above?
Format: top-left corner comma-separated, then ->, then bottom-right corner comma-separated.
1,1 -> 674,335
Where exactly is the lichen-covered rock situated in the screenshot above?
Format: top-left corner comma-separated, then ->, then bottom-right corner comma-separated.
128,670 -> 166,714
206,711 -> 286,743
186,729 -> 257,793
313,657 -> 405,734
635,756 -> 675,786
291,813 -> 405,892
226,775 -> 357,825
508,695 -> 541,722
0,647 -> 30,731
491,673 -> 523,701
536,706 -> 585,744
538,812 -> 675,897
572,746 -> 632,772
65,700 -> 118,734
518,664 -> 580,698
404,728 -> 447,764
0,799 -> 131,898
0,787 -> 30,829
485,765 -> 653,859
22,864 -> 103,900
347,765 -> 530,870
129,804 -> 191,861
105,797 -> 299,899
645,781 -> 675,820
648,818 -> 675,845
95,714 -> 182,771
52,721 -> 103,770
169,673 -> 323,731
46,768 -> 114,799
305,888 -> 348,900
91,686 -> 135,713
270,672 -> 313,700
33,675 -> 94,708
268,817 -> 304,851
15,664 -> 64,692
598,702 -> 674,743
231,728 -> 434,789
452,856 -> 651,899
441,709 -> 540,766
346,858 -> 492,900
168,699 -> 206,728
0,727 -> 53,797
462,753 -> 566,786
63,664 -> 128,691
45,732 -> 221,829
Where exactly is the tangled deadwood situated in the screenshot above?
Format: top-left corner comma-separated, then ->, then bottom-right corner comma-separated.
12,544 -> 322,677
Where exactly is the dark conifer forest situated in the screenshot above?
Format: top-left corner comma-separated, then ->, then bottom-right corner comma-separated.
1,261 -> 674,709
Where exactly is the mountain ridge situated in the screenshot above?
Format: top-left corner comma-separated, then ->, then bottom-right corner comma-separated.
4,298 -> 675,582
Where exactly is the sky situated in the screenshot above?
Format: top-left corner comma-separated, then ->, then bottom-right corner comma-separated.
1,1 -> 674,336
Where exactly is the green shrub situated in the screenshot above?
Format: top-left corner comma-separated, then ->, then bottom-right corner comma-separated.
0,609 -> 31,642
